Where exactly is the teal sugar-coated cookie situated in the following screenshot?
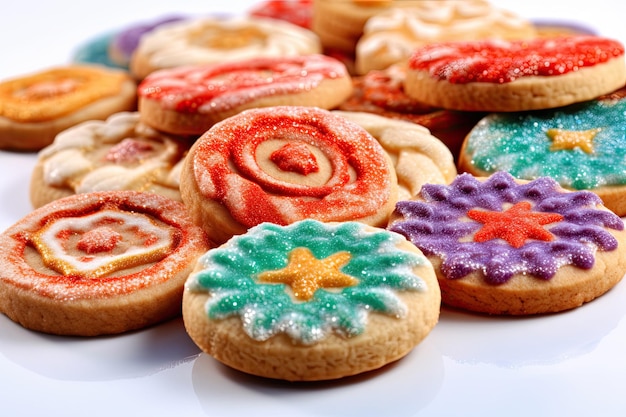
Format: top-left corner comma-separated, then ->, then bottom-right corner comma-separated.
73,32 -> 127,70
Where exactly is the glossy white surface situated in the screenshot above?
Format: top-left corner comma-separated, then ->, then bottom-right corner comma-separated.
1,1 -> 626,416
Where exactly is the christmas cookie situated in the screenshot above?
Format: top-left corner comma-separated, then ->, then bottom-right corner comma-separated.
182,219 -> 440,381
337,64 -> 485,156
137,54 -> 353,136
355,0 -> 535,74
130,15 -> 321,80
179,106 -> 398,245
0,65 -> 137,151
332,110 -> 457,201
73,32 -> 126,70
405,35 -> 626,112
388,172 -> 626,315
29,112 -> 191,209
458,86 -> 626,216
0,191 -> 210,336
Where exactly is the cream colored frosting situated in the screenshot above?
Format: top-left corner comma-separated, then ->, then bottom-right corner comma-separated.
39,112 -> 186,195
133,16 -> 322,76
355,0 -> 535,74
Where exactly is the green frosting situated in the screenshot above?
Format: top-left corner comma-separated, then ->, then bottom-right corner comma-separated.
187,220 -> 427,345
464,96 -> 626,190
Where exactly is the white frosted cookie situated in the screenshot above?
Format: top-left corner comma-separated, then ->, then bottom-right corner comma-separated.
0,65 -> 136,151
30,112 -> 191,209
0,191 -> 210,336
183,219 -> 440,381
333,110 -> 457,201
355,0 -> 536,74
130,15 -> 321,79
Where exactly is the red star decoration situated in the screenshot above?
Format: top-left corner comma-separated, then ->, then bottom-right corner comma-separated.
467,201 -> 564,248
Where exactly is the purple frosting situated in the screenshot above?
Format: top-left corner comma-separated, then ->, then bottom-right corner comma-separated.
389,172 -> 623,285
111,15 -> 187,61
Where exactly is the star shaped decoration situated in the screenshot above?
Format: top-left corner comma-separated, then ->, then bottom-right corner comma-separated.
467,201 -> 564,248
546,127 -> 601,154
258,247 -> 358,301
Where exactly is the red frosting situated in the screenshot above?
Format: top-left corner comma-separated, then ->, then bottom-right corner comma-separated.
409,35 -> 625,83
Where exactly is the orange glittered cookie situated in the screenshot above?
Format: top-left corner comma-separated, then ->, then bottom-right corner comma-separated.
0,65 -> 136,151
0,190 -> 210,336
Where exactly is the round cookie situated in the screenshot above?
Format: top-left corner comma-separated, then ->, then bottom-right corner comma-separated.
311,0 -> 420,55
338,63 -> 485,156
130,15 -> 321,80
137,54 -> 353,136
29,112 -> 191,209
405,35 -> 626,112
388,172 -> 626,315
182,219 -> 441,381
355,0 -> 536,75
332,110 -> 457,201
248,0 -> 313,29
179,105 -> 399,245
458,86 -> 626,216
0,190 -> 211,336
0,65 -> 137,151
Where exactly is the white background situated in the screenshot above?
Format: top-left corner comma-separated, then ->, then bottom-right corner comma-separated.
1,1 -> 626,416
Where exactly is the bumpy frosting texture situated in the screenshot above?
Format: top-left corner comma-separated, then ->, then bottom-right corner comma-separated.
186,220 -> 427,344
389,172 -> 623,284
38,112 -> 186,196
408,35 -> 625,83
356,0 -> 535,73
189,106 -> 395,227
132,16 -> 321,75
138,54 -> 348,114
462,90 -> 626,190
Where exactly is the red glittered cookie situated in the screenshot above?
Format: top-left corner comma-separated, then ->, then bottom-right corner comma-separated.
138,54 -> 353,136
405,35 -> 626,112
179,105 -> 398,245
0,191 -> 210,336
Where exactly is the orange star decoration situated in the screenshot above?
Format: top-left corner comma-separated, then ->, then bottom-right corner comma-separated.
258,247 -> 358,301
467,201 -> 564,248
547,127 -> 601,154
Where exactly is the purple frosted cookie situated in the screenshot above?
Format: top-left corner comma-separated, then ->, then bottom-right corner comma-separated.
388,171 -> 626,315
108,15 -> 188,68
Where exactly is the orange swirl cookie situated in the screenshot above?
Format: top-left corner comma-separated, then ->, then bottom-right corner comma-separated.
355,0 -> 535,74
179,106 -> 398,245
130,15 -> 321,80
0,191 -> 210,336
182,219 -> 440,381
405,35 -> 626,112
137,54 -> 353,136
332,110 -> 457,201
29,112 -> 191,209
0,65 -> 137,151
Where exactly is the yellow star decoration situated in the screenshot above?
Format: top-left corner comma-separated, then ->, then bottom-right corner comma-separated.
547,127 -> 601,154
258,247 -> 358,301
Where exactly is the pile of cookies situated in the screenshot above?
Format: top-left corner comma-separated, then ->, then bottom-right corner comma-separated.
1,0 -> 626,382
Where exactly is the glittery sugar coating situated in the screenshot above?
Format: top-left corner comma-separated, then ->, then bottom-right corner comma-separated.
138,54 -> 348,114
389,172 -> 623,284
190,106 -> 394,227
409,35 -> 625,83
186,220 -> 428,345
463,90 -> 626,190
